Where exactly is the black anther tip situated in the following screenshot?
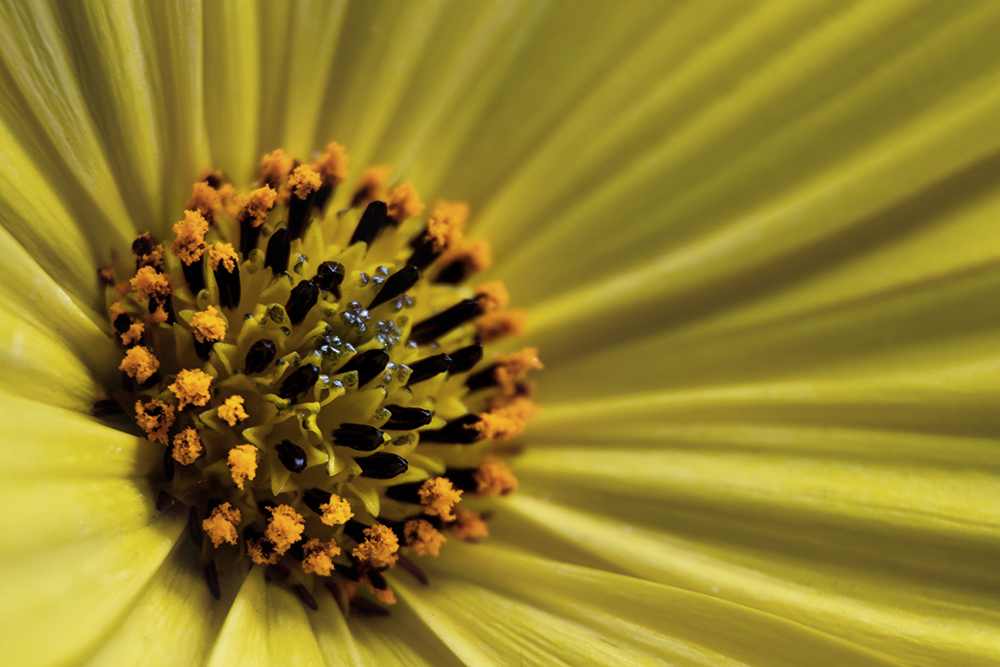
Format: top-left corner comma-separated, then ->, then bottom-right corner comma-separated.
279,363 -> 320,400
382,405 -> 433,430
265,227 -> 290,274
335,348 -> 389,386
286,279 -> 319,325
332,424 -> 386,451
357,452 -> 409,479
275,439 -> 308,473
245,339 -> 277,374
369,264 -> 420,309
350,200 -> 388,247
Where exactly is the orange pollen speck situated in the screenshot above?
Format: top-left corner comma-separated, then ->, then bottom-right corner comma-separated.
134,399 -> 175,445
443,238 -> 492,274
404,519 -> 447,557
475,396 -> 539,441
258,149 -> 295,188
247,539 -> 278,565
265,505 -> 305,555
119,346 -> 159,383
191,305 -> 226,343
448,507 -> 490,541
352,524 -> 399,570
476,309 -> 528,343
301,539 -> 342,576
202,503 -> 241,548
474,456 -> 519,496
130,266 -> 173,302
418,477 -> 462,522
359,576 -> 398,605
386,182 -> 425,221
171,210 -> 210,265
227,444 -> 258,490
236,186 -> 277,227
352,164 -> 391,207
218,395 -> 248,427
288,165 -> 321,199
186,180 -> 233,221
475,281 -> 510,315
208,243 -> 238,273
312,142 -> 349,186
426,200 -> 469,251
493,347 -> 544,396
147,305 -> 169,324
120,321 -> 145,346
169,368 -> 213,410
171,428 -> 203,465
320,494 -> 354,526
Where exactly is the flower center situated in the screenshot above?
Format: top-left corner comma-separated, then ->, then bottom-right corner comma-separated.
95,144 -> 541,612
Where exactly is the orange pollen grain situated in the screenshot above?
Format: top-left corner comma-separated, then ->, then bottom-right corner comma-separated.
236,186 -> 277,227
320,494 -> 354,526
386,182 -> 425,221
473,455 -> 519,496
288,165 -> 322,199
134,399 -> 175,445
312,142 -> 349,186
247,538 -> 278,565
301,538 -> 342,576
171,427 -> 203,465
352,524 -> 399,570
227,444 -> 258,490
475,396 -> 539,441
265,505 -> 305,555
191,305 -> 226,343
493,347 -> 544,396
120,321 -> 145,346
208,243 -> 238,273
218,395 -> 248,427
169,368 -> 213,410
448,507 -> 490,541
418,477 -> 462,522
352,164 -> 391,207
118,346 -> 159,383
170,210 -> 210,265
404,519 -> 446,557
258,149 -> 295,188
202,503 -> 241,548
186,180 -> 233,221
426,199 -> 469,251
475,280 -> 510,315
130,266 -> 173,302
443,238 -> 492,274
476,309 -> 528,343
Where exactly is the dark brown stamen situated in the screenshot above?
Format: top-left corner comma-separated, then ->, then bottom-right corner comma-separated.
409,299 -> 481,345
275,440 -> 308,473
332,424 -> 386,451
382,405 -> 433,430
369,265 -> 419,309
465,364 -> 498,391
245,339 -> 277,374
350,200 -> 388,247
356,452 -> 409,478
314,261 -> 345,297
279,363 -> 320,400
405,353 -> 452,385
335,348 -> 389,386
286,279 -> 319,325
418,414 -> 483,444
239,215 -> 262,257
182,257 -> 206,294
214,264 -> 241,310
447,344 -> 484,374
264,227 -> 290,274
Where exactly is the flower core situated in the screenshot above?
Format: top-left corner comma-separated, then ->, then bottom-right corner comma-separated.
96,144 -> 540,613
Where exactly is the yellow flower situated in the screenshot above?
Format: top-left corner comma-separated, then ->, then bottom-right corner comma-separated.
0,2 -> 998,666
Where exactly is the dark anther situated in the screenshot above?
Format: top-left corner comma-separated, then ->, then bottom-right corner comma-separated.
408,299 -> 482,345
314,261 -> 345,297
245,339 -> 277,374
334,561 -> 361,582
439,467 -> 478,493
286,279 -> 319,325
434,259 -> 469,285
406,233 -> 442,270
447,344 -> 484,374
279,363 -> 320,400
332,424 -> 386,451
343,520 -> 369,544
257,498 -> 278,515
204,560 -> 222,601
417,414 -> 483,444
384,481 -> 424,504
369,264 -> 419,309
215,263 -> 241,310
182,257 -> 206,294
287,189 -> 317,240
357,452 -> 409,479
204,172 -> 223,189
350,596 -> 392,616
266,563 -> 291,582
294,584 -> 319,611
194,338 -> 215,360
163,447 -> 175,481
275,439 -> 308,473
265,227 -> 290,274
334,348 -> 389,386
367,570 -> 388,590
397,554 -> 430,586
188,506 -> 203,544
132,234 -> 155,257
303,488 -> 331,514
113,312 -> 132,335
155,490 -> 173,512
239,215 -> 263,257
405,353 -> 452,385
383,405 -> 433,430
148,296 -> 176,324
349,200 -> 388,247
465,364 -> 498,391
93,398 -> 124,417
314,183 -> 334,214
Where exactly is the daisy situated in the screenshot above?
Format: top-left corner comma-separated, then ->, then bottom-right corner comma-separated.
1,2 -> 998,666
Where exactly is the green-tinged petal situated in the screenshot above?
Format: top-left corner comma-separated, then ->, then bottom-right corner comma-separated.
204,567 -> 325,667
307,587 -> 366,667
0,0 -> 136,249
49,0 -> 164,226
84,543 -> 224,667
347,595 -> 465,667
0,502 -> 183,667
203,0 -> 260,186
405,543 -> 899,667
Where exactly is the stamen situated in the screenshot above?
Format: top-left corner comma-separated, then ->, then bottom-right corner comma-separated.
418,478 -> 462,521
264,505 -> 305,555
448,507 -> 489,541
447,344 -> 484,374
351,165 -> 391,208
319,494 -> 354,525
473,455 -> 519,496
227,444 -> 258,490
357,453 -> 409,479
237,185 -> 277,255
352,524 -> 399,570
209,243 -> 241,309
404,519 -> 446,557
406,352 -> 452,385
386,182 -> 425,223
217,395 -> 248,426
369,264 -> 419,309
311,142 -> 349,212
171,428 -> 203,465
286,165 -> 321,239
302,539 -> 342,576
278,363 -> 320,400
350,200 -> 389,247
169,369 -> 213,410
285,279 -> 319,325
134,399 -> 175,444
332,424 -> 387,451
409,299 -> 482,345
245,339 -> 277,374
418,414 -> 484,445
275,440 -> 308,473
382,405 -> 433,430
334,348 -> 389,386
118,346 -> 159,383
314,261 -> 346,297
202,503 -> 241,547
264,227 -> 291,274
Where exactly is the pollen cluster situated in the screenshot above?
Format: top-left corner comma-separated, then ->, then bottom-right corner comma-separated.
97,144 -> 540,613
